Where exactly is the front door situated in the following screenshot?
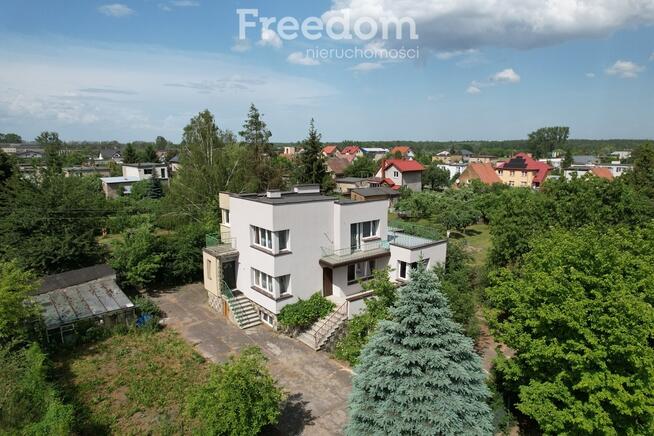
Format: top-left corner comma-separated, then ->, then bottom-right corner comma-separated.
323,268 -> 333,297
222,261 -> 237,290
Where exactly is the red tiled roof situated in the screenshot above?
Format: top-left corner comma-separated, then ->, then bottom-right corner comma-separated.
341,145 -> 361,155
326,157 -> 352,175
322,145 -> 337,155
498,152 -> 551,185
590,167 -> 614,180
382,159 -> 425,173
468,163 -> 502,185
390,146 -> 411,155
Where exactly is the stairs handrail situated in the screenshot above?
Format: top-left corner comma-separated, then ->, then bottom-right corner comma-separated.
313,301 -> 348,349
222,280 -> 247,323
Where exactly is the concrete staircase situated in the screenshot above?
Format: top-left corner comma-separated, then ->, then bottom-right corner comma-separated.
229,294 -> 261,329
298,302 -> 348,351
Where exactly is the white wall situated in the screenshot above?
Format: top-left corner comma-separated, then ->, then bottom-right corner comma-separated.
122,165 -> 168,180
388,241 -> 447,281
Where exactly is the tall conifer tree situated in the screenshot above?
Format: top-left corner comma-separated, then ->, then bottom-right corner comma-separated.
347,267 -> 493,435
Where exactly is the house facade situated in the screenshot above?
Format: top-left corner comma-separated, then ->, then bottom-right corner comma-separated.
203,185 -> 447,331
375,159 -> 425,192
496,153 -> 551,188
100,162 -> 169,198
454,162 -> 502,187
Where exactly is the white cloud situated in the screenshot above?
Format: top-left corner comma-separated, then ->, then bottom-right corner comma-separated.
257,29 -> 283,49
491,68 -> 520,83
231,38 -> 251,53
467,68 -> 520,94
586,72 -> 596,78
466,85 -> 481,95
98,3 -> 134,17
605,60 -> 645,78
349,62 -> 383,72
0,35 -> 337,141
323,0 -> 654,50
287,51 -> 320,66
436,49 -> 478,60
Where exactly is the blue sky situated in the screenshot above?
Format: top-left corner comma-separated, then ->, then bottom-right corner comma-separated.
0,0 -> 653,142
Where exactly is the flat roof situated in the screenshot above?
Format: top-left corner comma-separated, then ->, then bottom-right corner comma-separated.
388,230 -> 446,250
234,191 -> 335,205
100,176 -> 140,184
351,187 -> 400,197
122,162 -> 166,167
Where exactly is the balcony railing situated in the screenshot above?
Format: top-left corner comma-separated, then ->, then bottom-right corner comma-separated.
320,239 -> 390,266
205,234 -> 237,250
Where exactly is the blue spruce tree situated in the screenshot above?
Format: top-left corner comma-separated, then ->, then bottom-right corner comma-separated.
347,266 -> 493,435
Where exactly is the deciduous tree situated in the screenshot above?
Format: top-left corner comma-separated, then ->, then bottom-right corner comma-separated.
527,126 -> 569,159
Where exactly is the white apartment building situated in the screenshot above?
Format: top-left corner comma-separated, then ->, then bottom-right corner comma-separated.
203,185 -> 447,331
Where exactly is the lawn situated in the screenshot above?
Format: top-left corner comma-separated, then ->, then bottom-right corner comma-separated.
52,329 -> 209,435
450,223 -> 491,266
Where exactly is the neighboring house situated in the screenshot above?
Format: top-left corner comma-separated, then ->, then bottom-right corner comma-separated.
389,146 -> 415,159
539,157 -> 563,169
496,153 -> 551,188
437,163 -> 467,180
459,149 -> 474,162
341,145 -> 363,157
362,147 -> 389,161
31,265 -> 135,343
610,150 -> 632,161
350,186 -> 401,207
122,162 -> 169,180
63,166 -> 112,177
467,155 -> 495,164
334,177 -> 369,194
564,166 -> 614,181
604,163 -> 632,178
572,155 -> 600,166
0,144 -> 18,154
100,162 -> 168,198
96,149 -> 123,164
204,185 -> 447,340
375,159 -> 425,192
454,163 -> 502,187
16,150 -> 44,159
100,176 -> 141,198
169,154 -> 181,174
326,156 -> 355,178
322,145 -> 339,157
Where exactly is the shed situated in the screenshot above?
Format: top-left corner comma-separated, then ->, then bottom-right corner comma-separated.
32,265 -> 135,343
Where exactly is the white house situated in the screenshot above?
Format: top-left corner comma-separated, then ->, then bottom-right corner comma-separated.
610,151 -> 631,161
203,185 -> 447,348
95,149 -> 123,164
100,162 -> 169,199
437,163 -> 467,180
374,159 -> 425,192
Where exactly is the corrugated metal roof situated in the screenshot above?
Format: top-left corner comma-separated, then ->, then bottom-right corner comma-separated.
35,276 -> 134,329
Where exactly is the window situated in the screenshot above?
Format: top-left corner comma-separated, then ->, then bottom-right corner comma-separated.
144,168 -> 153,175
521,171 -> 528,177
398,259 -> 429,280
278,230 -> 289,252
498,170 -> 503,175
521,181 -> 527,186
510,170 -> 515,176
393,171 -> 399,177
260,311 -> 274,326
253,268 -> 274,292
206,259 -> 212,279
347,260 -> 375,284
509,181 -> 515,186
252,226 -> 273,250
160,168 -> 166,178
278,275 -> 290,295
222,209 -> 230,225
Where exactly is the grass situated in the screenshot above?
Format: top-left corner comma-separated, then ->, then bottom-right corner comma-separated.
450,223 -> 491,266
52,329 -> 209,435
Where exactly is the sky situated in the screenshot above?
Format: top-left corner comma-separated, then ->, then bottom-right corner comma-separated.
0,0 -> 653,143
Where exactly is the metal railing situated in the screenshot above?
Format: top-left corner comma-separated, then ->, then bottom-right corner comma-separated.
388,219 -> 443,241
321,240 -> 390,259
205,234 -> 237,249
222,280 -> 247,324
312,301 -> 348,349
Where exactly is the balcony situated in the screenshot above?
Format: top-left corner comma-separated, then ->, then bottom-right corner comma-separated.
320,239 -> 390,267
204,234 -> 238,258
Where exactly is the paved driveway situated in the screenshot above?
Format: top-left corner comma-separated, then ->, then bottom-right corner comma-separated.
152,284 -> 352,436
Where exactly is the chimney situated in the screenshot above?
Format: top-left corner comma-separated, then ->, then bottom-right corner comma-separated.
266,189 -> 282,198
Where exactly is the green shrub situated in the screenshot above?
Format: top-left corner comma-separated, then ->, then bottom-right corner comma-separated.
334,311 -> 380,366
277,293 -> 335,331
133,295 -> 161,317
0,343 -> 74,435
186,347 -> 283,436
158,223 -> 205,285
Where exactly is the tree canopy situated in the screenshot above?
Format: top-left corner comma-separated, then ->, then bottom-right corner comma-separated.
486,225 -> 654,434
527,126 -> 570,159
296,119 -> 328,188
